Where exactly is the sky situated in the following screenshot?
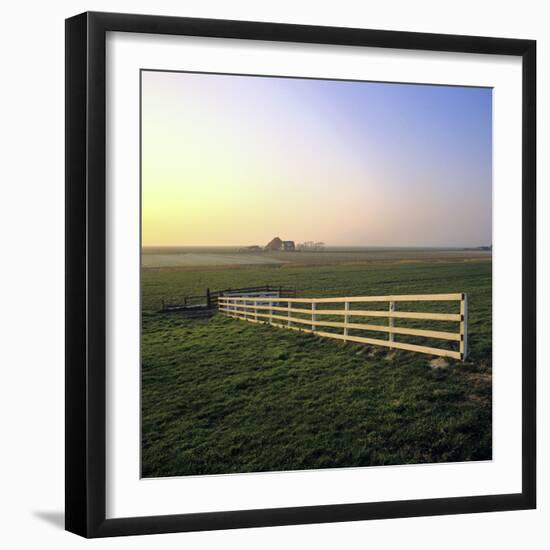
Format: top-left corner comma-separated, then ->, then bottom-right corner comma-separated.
141,70 -> 492,247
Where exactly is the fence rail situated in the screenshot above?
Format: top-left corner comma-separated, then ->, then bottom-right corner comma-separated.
218,293 -> 468,361
161,284 -> 296,312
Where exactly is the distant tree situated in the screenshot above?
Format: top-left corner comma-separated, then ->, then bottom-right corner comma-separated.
297,241 -> 325,251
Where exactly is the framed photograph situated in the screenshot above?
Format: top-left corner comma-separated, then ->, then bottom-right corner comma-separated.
65,11 -> 536,538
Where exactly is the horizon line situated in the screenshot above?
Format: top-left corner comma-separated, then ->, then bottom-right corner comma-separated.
141,244 -> 493,249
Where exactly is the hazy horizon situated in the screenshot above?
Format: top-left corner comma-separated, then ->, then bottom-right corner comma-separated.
142,71 -> 492,248
142,243 -> 492,250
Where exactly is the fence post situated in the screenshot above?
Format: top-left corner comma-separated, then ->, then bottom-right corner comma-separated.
286,300 -> 290,328
311,302 -> 316,332
344,301 -> 349,341
460,293 -> 468,361
269,300 -> 273,325
389,301 -> 395,346
255,298 -> 258,322
206,288 -> 211,308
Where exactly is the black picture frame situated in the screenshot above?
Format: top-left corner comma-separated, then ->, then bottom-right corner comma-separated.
65,11 -> 536,538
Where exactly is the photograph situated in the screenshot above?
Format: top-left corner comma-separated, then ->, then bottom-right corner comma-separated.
140,70 -> 493,478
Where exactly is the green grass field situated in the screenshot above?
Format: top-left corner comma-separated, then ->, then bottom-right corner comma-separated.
141,255 -> 492,477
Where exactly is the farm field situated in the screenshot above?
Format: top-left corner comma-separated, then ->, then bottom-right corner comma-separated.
142,245 -> 491,269
141,252 -> 492,478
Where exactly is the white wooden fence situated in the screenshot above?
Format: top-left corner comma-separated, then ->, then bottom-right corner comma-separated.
218,293 -> 468,361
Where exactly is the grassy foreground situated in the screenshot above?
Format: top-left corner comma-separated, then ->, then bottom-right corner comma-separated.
141,258 -> 492,477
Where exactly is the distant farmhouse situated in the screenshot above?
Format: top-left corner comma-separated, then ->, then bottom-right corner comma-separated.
282,241 -> 296,251
264,236 -> 296,251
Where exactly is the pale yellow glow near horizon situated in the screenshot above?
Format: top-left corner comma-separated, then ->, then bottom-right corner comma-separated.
141,71 -> 492,247
140,74 -> 387,246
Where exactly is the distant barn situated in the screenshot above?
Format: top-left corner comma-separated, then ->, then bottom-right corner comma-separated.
264,237 -> 283,251
264,237 -> 295,251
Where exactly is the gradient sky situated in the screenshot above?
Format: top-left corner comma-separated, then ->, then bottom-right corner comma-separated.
142,71 -> 492,247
